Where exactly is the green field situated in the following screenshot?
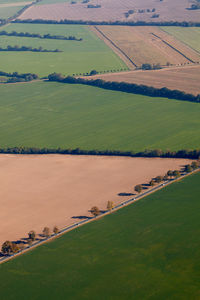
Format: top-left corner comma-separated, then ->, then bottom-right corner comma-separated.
0,5 -> 24,18
0,24 -> 127,76
0,172 -> 199,300
0,81 -> 199,151
161,27 -> 200,53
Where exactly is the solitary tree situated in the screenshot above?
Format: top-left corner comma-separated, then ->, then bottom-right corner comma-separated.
173,170 -> 181,178
53,226 -> 59,234
155,176 -> 163,183
43,227 -> 51,238
167,170 -> 173,178
91,206 -> 100,217
1,241 -> 13,255
1,241 -> 19,255
107,201 -> 114,211
149,180 -> 155,187
90,69 -> 98,76
134,185 -> 142,193
28,230 -> 36,241
163,174 -> 168,181
191,161 -> 198,170
184,164 -> 192,173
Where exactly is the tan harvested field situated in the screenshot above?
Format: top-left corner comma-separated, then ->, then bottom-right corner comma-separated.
0,154 -> 191,246
93,26 -> 200,68
88,65 -> 200,95
19,0 -> 200,22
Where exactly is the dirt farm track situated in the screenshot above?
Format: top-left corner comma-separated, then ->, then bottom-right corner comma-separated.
0,154 -> 191,246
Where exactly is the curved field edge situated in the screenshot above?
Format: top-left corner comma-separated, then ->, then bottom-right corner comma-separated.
0,81 -> 199,152
0,172 -> 200,300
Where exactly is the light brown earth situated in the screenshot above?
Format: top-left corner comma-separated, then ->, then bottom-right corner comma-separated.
0,154 -> 191,246
87,65 -> 200,95
0,2 -> 31,8
19,0 -> 200,22
92,26 -> 200,68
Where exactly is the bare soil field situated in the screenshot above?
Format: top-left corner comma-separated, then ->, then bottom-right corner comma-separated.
0,154 -> 190,246
92,26 -> 200,68
88,65 -> 200,95
19,0 -> 200,23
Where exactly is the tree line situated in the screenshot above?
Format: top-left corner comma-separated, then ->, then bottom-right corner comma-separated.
12,19 -> 200,27
0,147 -> 199,159
0,71 -> 38,83
1,160 -> 199,256
48,73 -> 200,103
1,226 -> 59,255
134,161 -> 199,193
0,30 -> 82,41
0,45 -> 62,53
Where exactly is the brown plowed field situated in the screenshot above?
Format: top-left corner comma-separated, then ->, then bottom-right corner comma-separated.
87,65 -> 200,95
93,26 -> 200,67
19,0 -> 200,23
0,154 -> 190,246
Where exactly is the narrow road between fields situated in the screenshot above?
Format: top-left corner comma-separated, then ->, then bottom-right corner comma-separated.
0,167 -> 199,265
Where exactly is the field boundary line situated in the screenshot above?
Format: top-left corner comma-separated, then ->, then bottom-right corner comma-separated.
159,27 -> 200,55
0,167 -> 199,265
151,32 -> 195,63
91,25 -> 137,69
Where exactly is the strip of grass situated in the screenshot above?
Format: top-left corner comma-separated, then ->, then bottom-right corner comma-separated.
160,27 -> 200,53
0,24 -> 127,76
0,172 -> 199,300
0,81 -> 199,151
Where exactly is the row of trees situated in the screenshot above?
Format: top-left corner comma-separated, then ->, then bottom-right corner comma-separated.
1,226 -> 59,255
2,200 -> 116,255
0,30 -> 82,41
12,19 -> 200,27
0,45 -> 62,53
134,161 -> 199,193
2,160 -> 198,256
91,161 -> 199,220
48,73 -> 200,103
91,201 -> 115,217
0,147 -> 199,159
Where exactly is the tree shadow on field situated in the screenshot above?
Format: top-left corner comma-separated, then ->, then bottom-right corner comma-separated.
118,192 -> 135,196
141,184 -> 149,190
72,215 -> 92,220
12,239 -> 26,245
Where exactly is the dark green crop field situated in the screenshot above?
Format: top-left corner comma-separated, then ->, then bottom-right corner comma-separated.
0,172 -> 199,300
0,81 -> 199,151
0,23 -> 127,76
